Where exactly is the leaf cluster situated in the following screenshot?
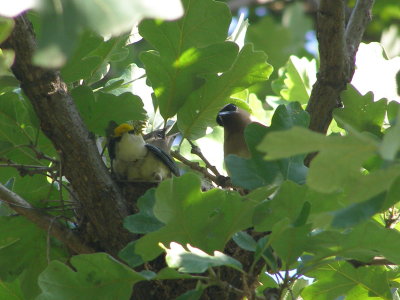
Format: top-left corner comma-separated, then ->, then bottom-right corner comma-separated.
0,1 -> 400,300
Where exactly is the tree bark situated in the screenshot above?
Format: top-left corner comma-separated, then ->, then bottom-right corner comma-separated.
1,15 -> 132,256
306,0 -> 375,134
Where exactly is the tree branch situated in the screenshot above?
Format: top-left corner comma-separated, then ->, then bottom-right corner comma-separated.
306,0 -> 375,134
0,183 -> 94,254
348,258 -> 396,267
345,0 -> 375,78
306,0 -> 347,134
1,15 -> 132,255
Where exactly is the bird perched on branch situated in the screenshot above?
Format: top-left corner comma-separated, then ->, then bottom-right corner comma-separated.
216,104 -> 252,158
107,122 -> 179,182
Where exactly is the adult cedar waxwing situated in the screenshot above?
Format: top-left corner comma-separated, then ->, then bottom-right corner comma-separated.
216,104 -> 252,158
108,123 -> 179,182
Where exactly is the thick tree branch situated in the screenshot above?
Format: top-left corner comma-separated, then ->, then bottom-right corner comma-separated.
0,183 -> 94,254
306,0 -> 347,134
345,0 -> 375,78
306,0 -> 375,134
1,15 -> 132,255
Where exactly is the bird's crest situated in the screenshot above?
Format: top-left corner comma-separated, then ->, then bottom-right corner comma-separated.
113,120 -> 147,137
113,123 -> 134,137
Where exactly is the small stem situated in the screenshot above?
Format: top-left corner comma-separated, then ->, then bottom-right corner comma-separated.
188,140 -> 221,177
171,150 -> 232,188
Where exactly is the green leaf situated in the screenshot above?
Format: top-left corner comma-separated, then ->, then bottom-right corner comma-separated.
233,231 -> 257,252
161,242 -> 243,273
387,101 -> 400,126
334,85 -> 387,136
380,107 -> 400,161
123,189 -> 164,234
82,35 -> 130,84
118,241 -> 144,268
0,91 -> 56,163
75,0 -> 183,37
72,86 -> 146,135
253,181 -> 343,232
254,237 -> 280,273
332,192 -> 387,228
270,220 -> 311,267
338,164 -> 400,206
60,32 -> 103,83
383,175 -> 400,209
104,64 -> 146,96
140,0 -> 230,59
0,75 -> 19,94
293,201 -> 311,227
302,262 -> 392,300
37,253 -> 146,300
132,173 -> 260,262
247,13 -> 309,71
305,221 -> 400,266
141,42 -> 238,119
381,25 -> 400,59
178,43 -> 273,140
282,278 -> 309,300
139,0 -> 234,119
256,269 -> 279,296
12,175 -> 61,207
33,0 -> 81,68
0,279 -> 23,300
0,92 -> 36,148
33,0 -> 183,67
258,127 -> 378,192
227,103 -> 308,190
273,56 -> 317,104
154,268 -> 196,280
0,217 -> 48,281
175,289 -> 204,300
0,49 -> 14,76
226,123 -> 281,190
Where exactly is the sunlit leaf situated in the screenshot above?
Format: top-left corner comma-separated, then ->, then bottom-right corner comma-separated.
161,242 -> 243,273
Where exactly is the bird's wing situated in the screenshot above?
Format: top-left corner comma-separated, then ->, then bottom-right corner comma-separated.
145,144 -> 180,176
107,136 -> 121,160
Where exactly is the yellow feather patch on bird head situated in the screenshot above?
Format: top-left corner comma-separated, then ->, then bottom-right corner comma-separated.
114,123 -> 134,137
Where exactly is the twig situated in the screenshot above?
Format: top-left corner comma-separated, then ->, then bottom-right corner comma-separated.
171,150 -> 232,188
207,268 -> 254,299
0,183 -> 94,254
0,163 -> 52,170
188,140 -> 221,177
0,159 -> 55,176
46,216 -> 60,263
24,143 -> 59,163
348,258 -> 396,267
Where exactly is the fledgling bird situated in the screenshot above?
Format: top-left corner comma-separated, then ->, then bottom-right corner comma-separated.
108,123 -> 179,182
216,104 -> 252,158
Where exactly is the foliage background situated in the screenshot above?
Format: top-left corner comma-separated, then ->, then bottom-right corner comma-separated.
0,0 -> 400,299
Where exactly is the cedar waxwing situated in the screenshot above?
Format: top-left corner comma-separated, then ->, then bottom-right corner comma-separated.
216,104 -> 252,158
108,123 -> 179,182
